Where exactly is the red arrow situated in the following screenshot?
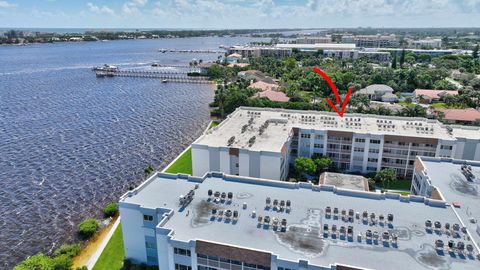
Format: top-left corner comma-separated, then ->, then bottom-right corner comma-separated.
313,67 -> 352,117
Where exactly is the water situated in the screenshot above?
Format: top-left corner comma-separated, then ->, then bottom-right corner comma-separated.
0,36 -> 260,269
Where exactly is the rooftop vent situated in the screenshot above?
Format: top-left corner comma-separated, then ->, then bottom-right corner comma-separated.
248,136 -> 256,147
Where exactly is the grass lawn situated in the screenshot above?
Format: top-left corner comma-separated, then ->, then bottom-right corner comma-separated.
92,146 -> 193,269
209,121 -> 220,129
165,147 -> 192,175
93,225 -> 124,270
384,179 -> 412,190
393,191 -> 410,196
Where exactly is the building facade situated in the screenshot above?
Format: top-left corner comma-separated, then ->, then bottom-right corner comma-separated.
193,107 -> 480,180
120,171 -> 480,270
226,46 -> 292,59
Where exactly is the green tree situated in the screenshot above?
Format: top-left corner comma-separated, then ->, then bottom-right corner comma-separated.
374,168 -> 397,189
399,48 -> 406,68
14,254 -> 53,270
313,156 -> 332,172
294,157 -> 317,177
350,93 -> 371,112
473,44 -> 479,59
103,202 -> 119,217
144,165 -> 155,178
391,53 -> 397,69
77,218 -> 98,239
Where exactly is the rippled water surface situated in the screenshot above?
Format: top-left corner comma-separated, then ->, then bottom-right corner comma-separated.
0,37 -> 258,269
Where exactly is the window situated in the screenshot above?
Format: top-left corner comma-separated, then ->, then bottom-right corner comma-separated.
367,166 -> 377,171
353,155 -> 363,161
368,158 -> 378,163
143,215 -> 153,221
315,135 -> 324,140
278,267 -> 293,270
174,248 -> 191,257
145,242 -> 156,249
355,138 -> 365,143
197,254 -> 207,259
314,143 -> 323,149
341,145 -> 351,150
175,264 -> 192,270
354,147 -> 364,152
412,143 -> 419,147
368,148 -> 379,154
300,133 -> 311,138
147,255 -> 157,262
370,139 -> 381,144
441,145 -> 453,150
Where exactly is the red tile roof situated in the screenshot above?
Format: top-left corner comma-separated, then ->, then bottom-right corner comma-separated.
436,108 -> 480,122
249,81 -> 279,92
414,89 -> 458,100
256,90 -> 290,102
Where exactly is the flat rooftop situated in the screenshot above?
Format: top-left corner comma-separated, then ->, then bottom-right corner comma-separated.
418,157 -> 480,250
194,107 -> 480,152
121,172 -> 480,270
320,172 -> 369,192
276,43 -> 357,50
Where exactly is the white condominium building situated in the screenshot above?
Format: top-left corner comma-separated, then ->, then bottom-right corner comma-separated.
119,171 -> 480,270
192,107 -> 480,180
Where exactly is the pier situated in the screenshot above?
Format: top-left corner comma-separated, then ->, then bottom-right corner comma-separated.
94,69 -> 211,83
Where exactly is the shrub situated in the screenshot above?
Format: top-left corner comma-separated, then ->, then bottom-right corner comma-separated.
54,243 -> 81,258
123,259 -> 133,270
76,267 -> 88,270
103,202 -> 119,217
77,218 -> 98,239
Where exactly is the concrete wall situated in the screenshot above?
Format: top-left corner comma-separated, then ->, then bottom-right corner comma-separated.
120,204 -> 149,263
192,144 -> 210,177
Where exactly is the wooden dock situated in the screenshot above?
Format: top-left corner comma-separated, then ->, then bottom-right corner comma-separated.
94,69 -> 211,84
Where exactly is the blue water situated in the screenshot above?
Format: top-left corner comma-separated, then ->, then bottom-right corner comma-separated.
0,37 -> 260,269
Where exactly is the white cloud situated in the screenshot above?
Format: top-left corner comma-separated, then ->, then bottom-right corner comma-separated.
0,1 -> 17,8
87,3 -> 115,15
122,0 -> 148,14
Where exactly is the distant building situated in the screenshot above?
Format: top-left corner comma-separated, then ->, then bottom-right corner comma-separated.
248,80 -> 279,92
276,43 -> 356,51
433,108 -> 480,125
255,90 -> 290,102
356,84 -> 397,102
414,89 -> 459,104
226,46 -> 292,59
322,49 -> 358,59
237,70 -> 268,82
358,50 -> 391,62
408,38 -> 442,49
296,36 -> 332,44
225,53 -> 243,63
342,34 -> 398,48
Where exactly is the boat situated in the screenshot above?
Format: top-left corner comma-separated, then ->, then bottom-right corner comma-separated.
162,79 -> 168,83
151,63 -> 161,67
92,64 -> 119,72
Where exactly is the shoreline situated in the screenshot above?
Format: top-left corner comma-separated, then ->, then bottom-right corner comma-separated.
71,120 -> 215,269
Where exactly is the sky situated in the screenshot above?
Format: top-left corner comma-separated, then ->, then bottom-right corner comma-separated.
0,0 -> 480,29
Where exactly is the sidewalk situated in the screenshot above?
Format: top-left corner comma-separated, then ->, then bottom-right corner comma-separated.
72,217 -> 120,269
